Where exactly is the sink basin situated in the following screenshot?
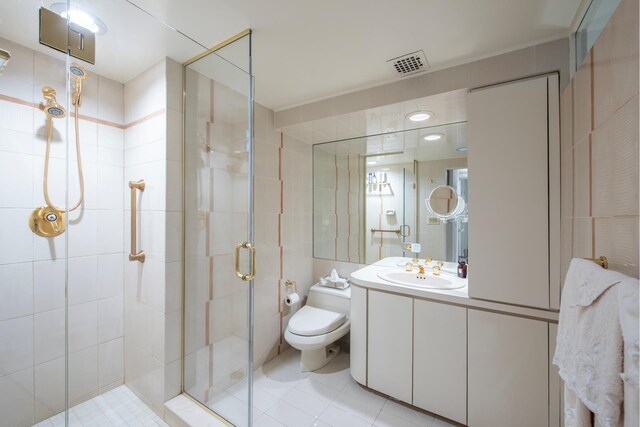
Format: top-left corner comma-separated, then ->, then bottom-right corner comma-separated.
377,269 -> 465,290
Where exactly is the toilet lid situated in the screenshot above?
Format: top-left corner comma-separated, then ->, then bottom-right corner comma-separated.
288,306 -> 346,337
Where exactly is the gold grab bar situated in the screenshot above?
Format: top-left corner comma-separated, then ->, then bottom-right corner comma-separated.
129,180 -> 145,263
585,256 -> 608,269
370,227 -> 403,234
370,225 -> 411,236
235,241 -> 256,281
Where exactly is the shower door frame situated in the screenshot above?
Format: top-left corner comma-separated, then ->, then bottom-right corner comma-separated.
181,29 -> 255,426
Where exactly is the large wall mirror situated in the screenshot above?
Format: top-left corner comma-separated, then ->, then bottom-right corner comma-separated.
313,122 -> 468,264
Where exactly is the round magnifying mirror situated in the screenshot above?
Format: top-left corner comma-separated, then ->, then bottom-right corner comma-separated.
426,185 -> 459,217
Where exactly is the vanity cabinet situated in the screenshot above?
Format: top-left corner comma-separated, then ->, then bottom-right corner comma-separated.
367,290 -> 413,403
467,309 -> 549,427
413,300 -> 467,424
350,285 -> 367,385
468,74 -> 560,309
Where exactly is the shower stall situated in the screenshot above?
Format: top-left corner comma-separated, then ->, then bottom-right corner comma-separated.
0,1 -> 255,426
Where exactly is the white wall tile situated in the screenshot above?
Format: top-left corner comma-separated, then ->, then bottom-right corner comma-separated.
0,151 -> 33,208
97,76 -> 124,125
68,255 -> 98,306
68,346 -> 99,406
97,164 -> 124,210
0,315 -> 33,375
98,296 -> 124,343
0,262 -> 33,321
96,210 -> 124,255
34,308 -> 64,364
68,301 -> 98,354
98,338 -> 124,388
34,356 -> 64,422
33,258 -> 65,313
97,253 -> 124,299
0,367 -> 34,426
0,100 -> 33,134
0,209 -> 33,264
98,124 -> 124,150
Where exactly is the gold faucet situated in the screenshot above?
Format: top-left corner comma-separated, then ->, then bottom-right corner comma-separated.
424,256 -> 432,266
432,261 -> 444,276
418,264 -> 426,274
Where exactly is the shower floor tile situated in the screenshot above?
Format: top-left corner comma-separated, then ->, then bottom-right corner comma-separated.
33,385 -> 168,427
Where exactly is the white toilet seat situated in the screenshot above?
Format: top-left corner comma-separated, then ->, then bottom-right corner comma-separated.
285,318 -> 351,350
288,306 -> 346,336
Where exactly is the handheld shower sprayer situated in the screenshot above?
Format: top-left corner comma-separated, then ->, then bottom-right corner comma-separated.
70,63 -> 87,107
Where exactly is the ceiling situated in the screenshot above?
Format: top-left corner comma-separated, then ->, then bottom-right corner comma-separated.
0,0 -> 583,111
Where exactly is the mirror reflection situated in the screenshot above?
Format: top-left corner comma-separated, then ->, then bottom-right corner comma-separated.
313,122 -> 468,264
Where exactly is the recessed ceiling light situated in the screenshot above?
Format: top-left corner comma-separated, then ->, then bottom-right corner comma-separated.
456,147 -> 468,152
424,133 -> 444,141
367,161 -> 377,165
50,4 -> 108,35
407,111 -> 434,122
381,168 -> 390,171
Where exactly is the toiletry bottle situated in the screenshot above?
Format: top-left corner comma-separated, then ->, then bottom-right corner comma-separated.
462,262 -> 468,278
457,260 -> 466,278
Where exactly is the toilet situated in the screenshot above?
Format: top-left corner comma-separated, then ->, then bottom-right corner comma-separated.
284,283 -> 351,372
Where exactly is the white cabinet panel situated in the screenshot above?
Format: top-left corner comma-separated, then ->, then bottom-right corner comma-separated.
468,309 -> 548,427
350,285 -> 367,385
468,76 -> 551,308
368,290 -> 412,403
413,300 -> 467,424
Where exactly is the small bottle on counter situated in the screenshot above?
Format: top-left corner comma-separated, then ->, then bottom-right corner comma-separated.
457,260 -> 467,278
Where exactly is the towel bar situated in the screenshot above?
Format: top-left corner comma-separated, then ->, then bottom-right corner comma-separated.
585,256 -> 608,269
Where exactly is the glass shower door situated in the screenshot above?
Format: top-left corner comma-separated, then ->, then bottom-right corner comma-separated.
183,32 -> 255,426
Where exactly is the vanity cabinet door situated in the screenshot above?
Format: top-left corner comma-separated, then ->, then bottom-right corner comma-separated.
468,75 -> 554,309
468,309 -> 549,427
368,290 -> 413,403
413,300 -> 467,424
350,285 -> 367,385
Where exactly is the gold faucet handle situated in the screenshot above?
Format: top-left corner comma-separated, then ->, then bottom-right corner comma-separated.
424,256 -> 432,266
436,261 -> 444,268
433,266 -> 441,276
418,264 -> 426,274
405,262 -> 413,272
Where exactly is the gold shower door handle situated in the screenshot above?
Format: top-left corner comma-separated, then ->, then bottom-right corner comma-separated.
129,180 -> 145,263
235,242 -> 256,281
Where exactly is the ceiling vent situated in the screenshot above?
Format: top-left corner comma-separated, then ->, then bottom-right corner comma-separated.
387,50 -> 429,76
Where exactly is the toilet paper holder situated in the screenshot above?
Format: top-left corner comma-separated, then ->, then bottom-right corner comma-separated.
285,279 -> 298,293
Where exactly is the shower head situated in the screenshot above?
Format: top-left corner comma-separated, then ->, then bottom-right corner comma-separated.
0,49 -> 10,77
70,63 -> 87,106
70,63 -> 87,79
42,87 -> 67,118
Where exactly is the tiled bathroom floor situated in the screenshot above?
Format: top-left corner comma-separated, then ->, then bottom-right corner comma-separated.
33,385 -> 168,427
208,348 -> 459,427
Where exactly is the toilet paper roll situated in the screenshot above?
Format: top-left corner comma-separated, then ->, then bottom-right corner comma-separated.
285,293 -> 300,306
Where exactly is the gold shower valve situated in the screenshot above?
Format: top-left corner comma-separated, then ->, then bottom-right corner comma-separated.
29,206 -> 66,237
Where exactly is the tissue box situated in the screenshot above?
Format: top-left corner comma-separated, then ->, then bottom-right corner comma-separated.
320,276 -> 350,289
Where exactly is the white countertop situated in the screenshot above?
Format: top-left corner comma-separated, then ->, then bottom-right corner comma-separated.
350,257 -> 559,322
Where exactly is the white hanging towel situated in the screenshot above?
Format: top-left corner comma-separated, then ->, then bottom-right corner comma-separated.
553,258 -> 628,427
617,278 -> 639,427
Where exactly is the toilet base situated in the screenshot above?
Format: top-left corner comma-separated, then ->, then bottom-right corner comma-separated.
300,344 -> 340,372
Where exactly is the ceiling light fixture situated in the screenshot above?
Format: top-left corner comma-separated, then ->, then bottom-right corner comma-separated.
456,147 -> 468,152
406,111 -> 433,122
423,133 -> 444,141
50,4 -> 108,35
367,161 -> 377,165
